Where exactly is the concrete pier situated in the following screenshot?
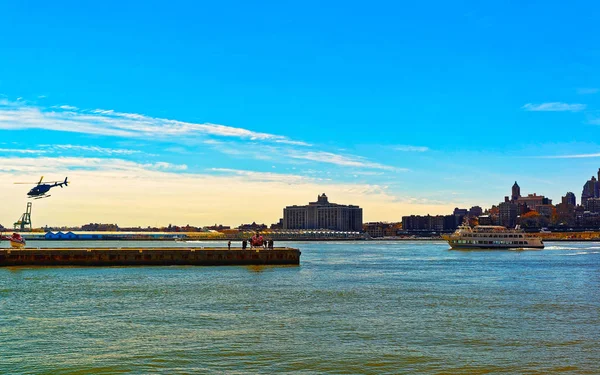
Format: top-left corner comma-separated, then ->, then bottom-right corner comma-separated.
0,247 -> 301,266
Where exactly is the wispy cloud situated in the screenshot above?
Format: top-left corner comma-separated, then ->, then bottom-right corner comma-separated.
577,88 -> 599,95
207,168 -> 323,183
394,145 -> 429,152
285,150 -> 405,171
274,139 -> 312,146
587,117 -> 600,125
0,99 -> 311,145
200,139 -> 401,171
53,105 -> 79,110
0,148 -> 48,154
537,153 -> 600,159
50,144 -> 142,155
522,102 -> 586,112
1,144 -> 142,156
0,157 -> 187,173
0,99 -> 400,172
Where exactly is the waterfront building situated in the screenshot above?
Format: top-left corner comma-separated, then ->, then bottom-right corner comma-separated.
283,194 -> 363,231
555,202 -> 576,226
575,205 -> 586,225
515,193 -> 552,212
585,198 -> 600,213
498,201 -> 518,228
562,192 -> 576,206
270,219 -> 284,230
401,215 -> 457,232
537,204 -> 554,218
477,215 -> 494,226
363,222 -> 400,238
453,207 -> 469,227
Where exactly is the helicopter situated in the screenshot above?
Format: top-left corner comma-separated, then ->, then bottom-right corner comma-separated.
14,176 -> 69,199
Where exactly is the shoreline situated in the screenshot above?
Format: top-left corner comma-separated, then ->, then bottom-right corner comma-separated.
13,237 -> 600,242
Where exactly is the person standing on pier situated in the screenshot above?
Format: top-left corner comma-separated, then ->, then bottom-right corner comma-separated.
228,240 -> 231,250
242,240 -> 247,250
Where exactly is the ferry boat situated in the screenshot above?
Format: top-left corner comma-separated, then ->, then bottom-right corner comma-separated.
444,224 -> 544,249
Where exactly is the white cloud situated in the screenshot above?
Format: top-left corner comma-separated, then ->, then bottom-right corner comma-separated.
522,102 -> 586,112
200,139 -> 401,171
51,144 -> 142,155
274,139 -> 312,146
208,168 -> 323,183
0,157 -> 187,173
577,88 -> 599,95
538,153 -> 600,159
54,105 -> 79,110
394,145 -> 429,152
0,148 -> 47,154
0,99 -> 399,172
286,150 -> 406,171
0,99 -> 311,145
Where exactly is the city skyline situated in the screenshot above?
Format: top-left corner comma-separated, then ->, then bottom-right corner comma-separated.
2,1 -> 600,226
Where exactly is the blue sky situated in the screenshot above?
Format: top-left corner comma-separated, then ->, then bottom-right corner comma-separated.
1,1 -> 599,226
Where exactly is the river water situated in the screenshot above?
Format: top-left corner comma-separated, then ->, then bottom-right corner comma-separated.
1,241 -> 599,374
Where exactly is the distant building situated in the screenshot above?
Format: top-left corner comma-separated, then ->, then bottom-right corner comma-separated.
515,193 -> 552,212
469,206 -> 483,217
363,222 -> 400,238
81,223 -> 119,231
205,224 -> 231,231
555,202 -> 576,226
478,215 -> 494,226
562,192 -> 576,206
498,202 -> 518,228
238,222 -> 267,231
581,174 -> 599,206
283,194 -> 363,231
537,204 -> 554,218
401,215 -> 456,232
270,219 -> 284,230
511,181 -> 521,202
453,207 -> 469,226
585,198 -> 600,213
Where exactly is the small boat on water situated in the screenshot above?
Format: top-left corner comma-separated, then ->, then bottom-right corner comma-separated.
1,233 -> 27,249
443,223 -> 544,250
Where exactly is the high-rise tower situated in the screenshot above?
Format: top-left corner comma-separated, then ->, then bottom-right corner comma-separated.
562,192 -> 576,206
511,181 -> 521,202
582,176 -> 599,206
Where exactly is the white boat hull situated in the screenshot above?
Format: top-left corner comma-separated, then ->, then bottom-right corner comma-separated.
444,224 -> 544,250
447,242 -> 544,250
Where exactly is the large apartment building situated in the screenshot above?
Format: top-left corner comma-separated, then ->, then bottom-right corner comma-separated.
283,194 -> 363,231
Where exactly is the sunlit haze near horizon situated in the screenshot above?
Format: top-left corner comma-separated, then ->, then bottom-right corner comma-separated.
1,1 -> 600,227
